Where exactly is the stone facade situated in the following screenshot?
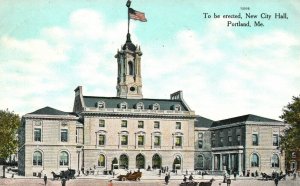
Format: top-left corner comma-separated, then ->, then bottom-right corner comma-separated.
18,33 -> 288,177
210,115 -> 286,175
18,111 -> 82,176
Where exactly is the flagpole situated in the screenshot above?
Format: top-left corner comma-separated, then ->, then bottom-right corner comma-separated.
126,0 -> 131,35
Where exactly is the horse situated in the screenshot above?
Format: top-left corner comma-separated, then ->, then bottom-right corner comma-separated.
51,171 -> 61,180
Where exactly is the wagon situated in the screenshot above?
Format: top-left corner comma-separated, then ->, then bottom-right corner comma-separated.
118,171 -> 142,181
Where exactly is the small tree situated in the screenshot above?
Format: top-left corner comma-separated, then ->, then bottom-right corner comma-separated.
280,95 -> 300,161
0,109 -> 20,162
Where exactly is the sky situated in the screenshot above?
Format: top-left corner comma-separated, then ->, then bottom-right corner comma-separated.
0,0 -> 299,121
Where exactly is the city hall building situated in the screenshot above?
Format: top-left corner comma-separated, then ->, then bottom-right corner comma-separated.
18,34 -> 196,176
18,34 -> 287,177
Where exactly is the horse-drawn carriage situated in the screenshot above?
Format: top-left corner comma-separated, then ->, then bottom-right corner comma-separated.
51,169 -> 76,180
117,171 -> 142,181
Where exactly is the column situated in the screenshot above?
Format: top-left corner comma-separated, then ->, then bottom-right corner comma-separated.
212,154 -> 215,171
228,153 -> 231,172
238,153 -> 242,175
220,154 -> 223,171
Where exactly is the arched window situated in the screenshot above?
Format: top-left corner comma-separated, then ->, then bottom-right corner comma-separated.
97,101 -> 105,109
128,61 -> 134,75
119,154 -> 129,169
136,153 -> 145,169
33,151 -> 42,166
98,154 -> 105,167
60,151 -> 69,166
198,155 -> 204,169
152,154 -> 162,169
152,103 -> 160,110
271,154 -> 279,168
119,102 -> 128,109
251,153 -> 259,167
136,102 -> 144,110
173,155 -> 182,170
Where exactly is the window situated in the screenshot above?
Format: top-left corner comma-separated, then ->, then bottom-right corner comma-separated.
175,136 -> 182,147
99,120 -> 105,127
138,135 -> 144,146
252,134 -> 258,146
175,122 -> 181,130
251,153 -> 259,167
61,129 -> 68,142
271,154 -> 279,168
33,151 -> 42,166
121,120 -> 127,128
76,128 -> 79,143
138,121 -> 144,129
198,155 -> 204,168
136,102 -> 144,110
34,128 -> 41,142
120,102 -> 127,109
273,134 -> 279,146
97,101 -> 105,108
220,137 -> 224,147
237,135 -> 241,145
212,140 -> 215,147
154,121 -> 160,129
198,133 -> 203,149
98,154 -> 105,167
228,136 -> 232,145
152,103 -> 160,110
172,104 -> 181,111
154,136 -> 161,147
60,151 -> 69,166
128,61 -> 134,75
121,135 -> 128,145
99,134 -> 105,146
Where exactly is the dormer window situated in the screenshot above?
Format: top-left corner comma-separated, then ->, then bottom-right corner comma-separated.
152,103 -> 160,110
97,101 -> 105,109
172,104 -> 181,111
135,102 -> 144,110
119,102 -> 128,109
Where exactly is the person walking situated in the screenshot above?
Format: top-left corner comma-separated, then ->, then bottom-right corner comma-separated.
61,177 -> 66,186
165,173 -> 169,185
43,174 -> 47,185
274,178 -> 279,186
189,173 -> 193,182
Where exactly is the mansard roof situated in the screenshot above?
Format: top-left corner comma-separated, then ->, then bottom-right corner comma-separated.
29,106 -> 75,116
82,96 -> 189,111
195,116 -> 214,128
211,114 -> 281,127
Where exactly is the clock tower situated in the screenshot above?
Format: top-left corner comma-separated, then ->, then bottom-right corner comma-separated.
115,33 -> 143,99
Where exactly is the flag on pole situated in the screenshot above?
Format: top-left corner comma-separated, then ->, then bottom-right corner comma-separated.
129,8 -> 147,22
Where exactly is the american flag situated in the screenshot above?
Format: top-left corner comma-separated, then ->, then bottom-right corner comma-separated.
129,8 -> 147,22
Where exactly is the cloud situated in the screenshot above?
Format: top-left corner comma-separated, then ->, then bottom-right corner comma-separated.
0,8 -> 299,122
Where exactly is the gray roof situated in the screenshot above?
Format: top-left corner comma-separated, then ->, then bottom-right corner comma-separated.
195,116 -> 214,128
211,114 -> 281,127
29,106 -> 75,116
83,96 -> 189,111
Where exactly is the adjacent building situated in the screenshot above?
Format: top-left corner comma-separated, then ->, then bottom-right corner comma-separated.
209,115 -> 285,175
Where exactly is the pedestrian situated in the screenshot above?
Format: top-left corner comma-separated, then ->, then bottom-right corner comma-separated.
201,171 -> 204,179
189,173 -> 193,182
234,172 -> 237,180
61,177 -> 66,186
107,179 -> 113,186
227,178 -> 231,186
293,171 -> 296,180
43,174 -> 47,185
274,178 -> 279,186
183,175 -> 187,183
165,173 -> 169,185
